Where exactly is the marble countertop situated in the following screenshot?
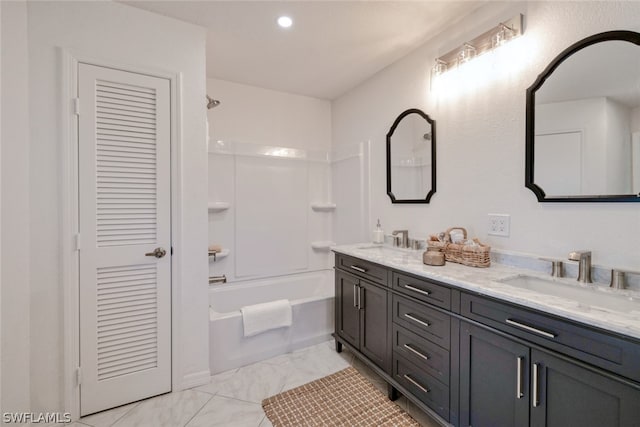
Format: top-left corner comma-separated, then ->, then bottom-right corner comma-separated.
332,243 -> 640,341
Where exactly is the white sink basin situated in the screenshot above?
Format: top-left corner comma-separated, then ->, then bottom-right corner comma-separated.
499,275 -> 640,313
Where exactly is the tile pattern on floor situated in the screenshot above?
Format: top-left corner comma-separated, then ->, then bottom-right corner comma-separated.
73,340 -> 440,427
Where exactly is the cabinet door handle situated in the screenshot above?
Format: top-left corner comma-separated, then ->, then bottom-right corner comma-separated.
350,265 -> 367,273
403,374 -> 430,394
404,284 -> 431,296
532,362 -> 540,407
358,286 -> 362,310
404,344 -> 429,360
506,319 -> 556,339
404,313 -> 431,328
353,284 -> 358,308
516,356 -> 524,399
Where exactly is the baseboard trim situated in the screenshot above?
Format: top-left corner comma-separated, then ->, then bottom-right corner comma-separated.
180,369 -> 211,390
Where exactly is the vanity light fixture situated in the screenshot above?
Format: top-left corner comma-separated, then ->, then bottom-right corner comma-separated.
431,13 -> 523,76
492,23 -> 515,48
431,59 -> 448,78
457,43 -> 477,65
277,15 -> 293,28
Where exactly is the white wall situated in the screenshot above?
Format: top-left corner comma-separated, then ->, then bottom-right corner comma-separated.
26,1 -> 209,413
332,1 -> 640,269
604,98 -> 632,194
332,141 -> 371,245
207,78 -> 331,150
536,97 -> 612,195
206,79 -> 333,282
633,133 -> 640,194
632,107 -> 640,132
1,0 -> 31,414
537,96 -> 631,195
1,1 -> 2,412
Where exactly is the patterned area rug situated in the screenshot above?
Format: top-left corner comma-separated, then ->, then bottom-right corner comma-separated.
262,367 -> 419,426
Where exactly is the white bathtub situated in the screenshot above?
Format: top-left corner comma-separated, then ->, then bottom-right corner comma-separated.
209,270 -> 335,374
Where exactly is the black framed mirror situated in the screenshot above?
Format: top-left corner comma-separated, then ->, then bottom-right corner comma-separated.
386,109 -> 436,203
526,31 -> 640,202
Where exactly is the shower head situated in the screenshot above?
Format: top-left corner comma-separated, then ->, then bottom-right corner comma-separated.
206,95 -> 221,109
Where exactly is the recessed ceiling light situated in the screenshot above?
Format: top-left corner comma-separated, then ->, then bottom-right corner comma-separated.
277,16 -> 293,29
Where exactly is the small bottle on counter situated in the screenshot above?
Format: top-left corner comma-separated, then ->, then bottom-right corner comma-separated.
372,219 -> 384,244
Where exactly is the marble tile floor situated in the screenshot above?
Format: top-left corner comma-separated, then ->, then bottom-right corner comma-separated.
63,340 -> 439,427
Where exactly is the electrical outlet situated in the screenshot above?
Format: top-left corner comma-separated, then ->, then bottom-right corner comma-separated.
488,214 -> 510,237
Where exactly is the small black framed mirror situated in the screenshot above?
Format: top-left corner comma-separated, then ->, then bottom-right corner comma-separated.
386,109 -> 436,203
526,30 -> 640,202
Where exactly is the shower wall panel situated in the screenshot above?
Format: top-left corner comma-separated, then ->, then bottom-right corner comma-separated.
235,155 -> 308,277
208,144 -> 334,283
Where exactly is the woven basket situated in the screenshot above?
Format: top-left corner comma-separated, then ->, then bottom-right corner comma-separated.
428,227 -> 491,268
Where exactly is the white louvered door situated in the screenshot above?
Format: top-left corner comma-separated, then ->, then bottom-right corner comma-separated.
78,64 -> 171,416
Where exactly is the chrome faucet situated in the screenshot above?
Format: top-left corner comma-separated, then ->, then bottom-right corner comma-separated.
540,258 -> 564,278
392,230 -> 409,248
568,250 -> 592,283
610,270 -> 626,289
209,275 -> 227,285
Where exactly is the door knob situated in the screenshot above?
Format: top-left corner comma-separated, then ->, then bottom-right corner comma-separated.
145,247 -> 167,258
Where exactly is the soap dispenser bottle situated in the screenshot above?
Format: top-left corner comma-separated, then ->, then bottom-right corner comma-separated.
372,219 -> 384,244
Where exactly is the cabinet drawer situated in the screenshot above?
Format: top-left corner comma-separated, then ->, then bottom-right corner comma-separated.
393,294 -> 450,349
393,353 -> 449,422
393,324 -> 449,386
335,254 -> 388,286
392,272 -> 451,310
462,293 -> 640,383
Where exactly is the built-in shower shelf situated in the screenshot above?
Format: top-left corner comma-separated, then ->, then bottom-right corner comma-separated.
208,202 -> 230,212
311,203 -> 336,212
311,241 -> 335,251
208,249 -> 230,260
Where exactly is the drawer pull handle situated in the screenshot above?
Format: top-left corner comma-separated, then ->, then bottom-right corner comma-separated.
350,265 -> 367,273
404,313 -> 431,328
404,284 -> 431,296
506,319 -> 556,339
532,362 -> 540,407
404,344 -> 429,360
358,286 -> 362,310
403,374 -> 430,394
516,356 -> 524,399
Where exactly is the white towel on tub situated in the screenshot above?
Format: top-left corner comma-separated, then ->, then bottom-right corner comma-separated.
240,299 -> 292,337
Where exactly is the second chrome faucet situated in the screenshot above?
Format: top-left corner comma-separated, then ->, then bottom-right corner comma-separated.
568,250 -> 592,283
392,230 -> 409,248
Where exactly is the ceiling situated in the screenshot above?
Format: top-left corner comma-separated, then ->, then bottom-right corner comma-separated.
122,1 -> 484,100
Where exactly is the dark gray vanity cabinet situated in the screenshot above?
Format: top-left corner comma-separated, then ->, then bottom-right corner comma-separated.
335,269 -> 391,373
359,280 -> 390,370
459,322 -> 530,427
335,270 -> 360,348
333,252 -> 640,427
391,293 -> 453,421
460,305 -> 640,427
460,294 -> 640,427
530,349 -> 640,427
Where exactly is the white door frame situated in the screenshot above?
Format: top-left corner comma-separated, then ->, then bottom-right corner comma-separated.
60,48 -> 184,420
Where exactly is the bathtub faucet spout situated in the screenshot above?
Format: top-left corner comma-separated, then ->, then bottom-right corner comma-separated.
209,275 -> 227,285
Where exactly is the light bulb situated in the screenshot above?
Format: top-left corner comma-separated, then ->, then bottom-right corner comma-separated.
277,16 -> 293,28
